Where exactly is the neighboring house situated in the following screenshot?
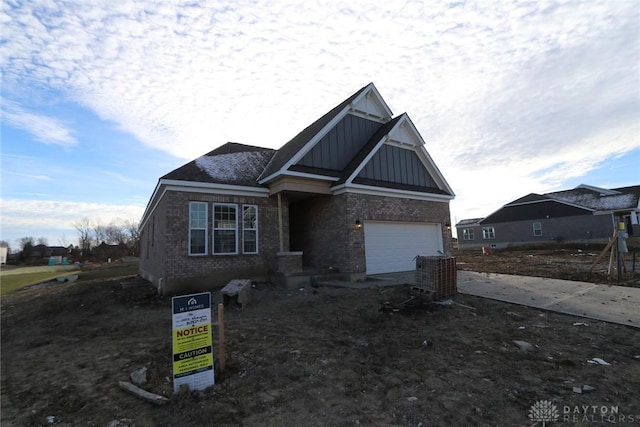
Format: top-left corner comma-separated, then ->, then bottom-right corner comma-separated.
456,184 -> 640,251
92,242 -> 131,261
23,245 -> 70,264
139,83 -> 455,294
0,246 -> 7,265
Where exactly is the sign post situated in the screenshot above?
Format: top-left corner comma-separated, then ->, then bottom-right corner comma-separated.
172,292 -> 215,393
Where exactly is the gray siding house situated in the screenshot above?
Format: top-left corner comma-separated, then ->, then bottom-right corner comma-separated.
456,184 -> 640,251
139,83 -> 455,294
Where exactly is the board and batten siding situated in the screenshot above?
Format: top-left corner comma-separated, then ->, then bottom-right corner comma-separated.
359,144 -> 437,188
298,114 -> 381,171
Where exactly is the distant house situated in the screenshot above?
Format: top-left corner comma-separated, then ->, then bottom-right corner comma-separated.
92,242 -> 130,261
456,184 -> 640,250
139,83 -> 455,294
25,245 -> 70,264
0,246 -> 7,265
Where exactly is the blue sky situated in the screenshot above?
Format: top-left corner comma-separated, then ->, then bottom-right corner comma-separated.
1,0 -> 639,249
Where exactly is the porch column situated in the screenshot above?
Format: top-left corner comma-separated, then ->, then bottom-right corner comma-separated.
278,193 -> 284,252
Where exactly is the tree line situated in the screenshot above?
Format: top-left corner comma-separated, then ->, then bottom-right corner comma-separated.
2,218 -> 140,264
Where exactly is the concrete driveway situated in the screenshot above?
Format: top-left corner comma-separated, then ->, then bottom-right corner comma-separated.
457,270 -> 640,328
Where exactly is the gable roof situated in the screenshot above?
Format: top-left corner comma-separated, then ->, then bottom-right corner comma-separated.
258,83 -> 392,183
258,84 -> 454,198
163,142 -> 275,187
546,185 -> 640,212
478,184 -> 640,224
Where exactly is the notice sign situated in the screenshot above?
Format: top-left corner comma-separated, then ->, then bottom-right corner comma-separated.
172,292 -> 214,393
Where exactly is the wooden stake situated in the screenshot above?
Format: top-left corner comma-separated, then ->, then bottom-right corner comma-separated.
218,303 -> 226,373
608,242 -> 615,277
589,231 -> 617,272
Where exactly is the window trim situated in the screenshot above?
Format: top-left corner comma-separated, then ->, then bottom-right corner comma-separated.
482,226 -> 495,240
242,204 -> 259,254
213,203 -> 238,255
462,228 -> 475,241
188,202 -> 208,256
533,222 -> 543,237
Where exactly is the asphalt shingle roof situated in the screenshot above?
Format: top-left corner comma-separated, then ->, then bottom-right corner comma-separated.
162,142 -> 276,187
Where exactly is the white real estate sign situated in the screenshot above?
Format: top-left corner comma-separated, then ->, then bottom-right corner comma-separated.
172,292 -> 215,393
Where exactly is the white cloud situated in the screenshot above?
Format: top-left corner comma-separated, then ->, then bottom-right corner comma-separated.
1,0 -> 638,226
1,99 -> 77,147
0,198 -> 144,245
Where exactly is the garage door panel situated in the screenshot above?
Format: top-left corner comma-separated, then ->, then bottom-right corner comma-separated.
364,221 -> 442,274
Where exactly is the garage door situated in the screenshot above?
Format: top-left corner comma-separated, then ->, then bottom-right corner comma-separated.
364,221 -> 443,274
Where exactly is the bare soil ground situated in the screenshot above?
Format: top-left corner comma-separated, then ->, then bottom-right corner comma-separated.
1,248 -> 639,427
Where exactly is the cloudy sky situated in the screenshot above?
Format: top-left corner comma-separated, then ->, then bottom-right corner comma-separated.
1,0 -> 639,249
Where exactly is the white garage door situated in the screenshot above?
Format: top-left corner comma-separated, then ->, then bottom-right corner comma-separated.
364,221 -> 443,274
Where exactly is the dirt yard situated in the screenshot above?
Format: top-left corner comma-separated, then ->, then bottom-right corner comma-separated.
1,247 -> 639,426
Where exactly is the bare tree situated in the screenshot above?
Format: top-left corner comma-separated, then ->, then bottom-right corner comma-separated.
93,222 -> 107,247
124,219 -> 140,256
106,221 -> 126,245
37,237 -> 48,246
73,218 -> 92,257
58,233 -> 69,247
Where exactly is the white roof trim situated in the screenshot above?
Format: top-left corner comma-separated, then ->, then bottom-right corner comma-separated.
271,170 -> 340,182
349,85 -> 393,120
576,184 -> 621,195
159,179 -> 270,196
508,197 -> 596,212
331,183 -> 454,202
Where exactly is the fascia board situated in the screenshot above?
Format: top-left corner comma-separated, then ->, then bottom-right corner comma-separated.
140,183 -> 167,230
535,196 -> 597,212
275,171 -> 340,181
159,179 -> 270,196
331,183 -> 454,202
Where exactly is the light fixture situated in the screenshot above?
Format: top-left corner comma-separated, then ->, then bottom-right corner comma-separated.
355,219 -> 362,230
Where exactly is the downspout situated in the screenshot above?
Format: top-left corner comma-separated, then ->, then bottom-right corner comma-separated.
278,193 -> 284,252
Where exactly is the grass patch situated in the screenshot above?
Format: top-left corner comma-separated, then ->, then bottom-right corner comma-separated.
0,262 -> 139,296
0,272 -> 67,296
77,263 -> 139,282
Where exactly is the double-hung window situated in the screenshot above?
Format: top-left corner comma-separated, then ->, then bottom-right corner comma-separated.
213,204 -> 237,254
189,202 -> 208,255
463,228 -> 475,240
243,205 -> 258,254
482,226 -> 495,239
533,222 -> 543,237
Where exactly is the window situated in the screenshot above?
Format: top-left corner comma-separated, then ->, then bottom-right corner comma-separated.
243,205 -> 258,254
533,222 -> 543,237
462,228 -> 475,240
482,227 -> 495,239
213,204 -> 237,254
189,202 -> 208,255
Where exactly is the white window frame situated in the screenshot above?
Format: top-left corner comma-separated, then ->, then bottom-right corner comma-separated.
189,202 -> 208,256
213,203 -> 238,255
533,222 -> 543,237
462,228 -> 475,240
242,204 -> 259,254
482,226 -> 495,239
